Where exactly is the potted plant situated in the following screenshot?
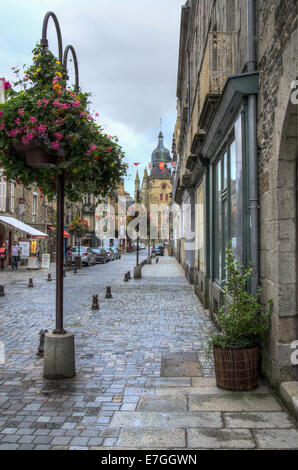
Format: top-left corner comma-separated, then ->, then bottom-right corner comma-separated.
208,242 -> 272,391
0,44 -> 126,202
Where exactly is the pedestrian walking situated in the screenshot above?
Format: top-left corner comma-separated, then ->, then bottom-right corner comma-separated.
0,243 -> 7,271
11,241 -> 20,270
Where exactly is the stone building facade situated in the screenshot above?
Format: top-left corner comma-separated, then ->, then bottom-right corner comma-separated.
172,0 -> 297,407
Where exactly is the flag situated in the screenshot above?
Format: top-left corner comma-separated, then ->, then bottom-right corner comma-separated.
159,162 -> 165,172
133,163 -> 140,166
148,163 -> 152,169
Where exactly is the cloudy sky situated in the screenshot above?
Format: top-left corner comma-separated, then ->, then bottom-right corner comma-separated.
1,0 -> 183,196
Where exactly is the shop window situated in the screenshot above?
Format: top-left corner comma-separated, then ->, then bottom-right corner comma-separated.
0,171 -> 6,212
196,183 -> 205,272
32,193 -> 37,222
10,182 -> 15,213
213,114 -> 243,284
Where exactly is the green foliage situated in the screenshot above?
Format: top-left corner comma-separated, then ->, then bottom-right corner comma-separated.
0,44 -> 126,201
208,242 -> 272,350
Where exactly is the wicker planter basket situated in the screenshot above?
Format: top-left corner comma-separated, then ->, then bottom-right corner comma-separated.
213,344 -> 259,391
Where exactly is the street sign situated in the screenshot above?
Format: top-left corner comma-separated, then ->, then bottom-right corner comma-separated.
27,256 -> 39,269
41,253 -> 50,269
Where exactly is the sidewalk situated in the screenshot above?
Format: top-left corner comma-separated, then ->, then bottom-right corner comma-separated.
0,255 -> 297,449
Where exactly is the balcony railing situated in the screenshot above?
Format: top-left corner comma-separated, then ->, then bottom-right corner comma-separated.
198,31 -> 236,128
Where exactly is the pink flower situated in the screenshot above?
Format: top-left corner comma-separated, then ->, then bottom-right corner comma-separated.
37,100 -> 42,108
18,108 -> 25,116
72,100 -> 80,108
38,124 -> 47,134
51,141 -> 60,150
30,116 -> 36,123
86,150 -> 92,157
95,112 -> 99,117
90,144 -> 97,151
54,132 -> 63,141
14,118 -> 20,125
107,146 -> 112,153
53,99 -> 60,108
0,111 -> 3,117
0,123 -> 5,130
2,81 -> 11,90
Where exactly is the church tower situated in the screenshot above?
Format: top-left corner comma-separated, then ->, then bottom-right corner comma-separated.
134,170 -> 140,202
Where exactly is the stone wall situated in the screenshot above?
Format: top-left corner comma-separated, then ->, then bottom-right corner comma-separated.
258,0 -> 298,385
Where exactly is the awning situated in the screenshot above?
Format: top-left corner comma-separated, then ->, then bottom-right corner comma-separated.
48,226 -> 71,238
0,216 -> 49,239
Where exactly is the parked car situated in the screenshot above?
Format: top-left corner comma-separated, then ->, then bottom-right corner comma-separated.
152,244 -> 165,256
92,247 -> 109,264
105,248 -> 115,261
139,243 -> 146,250
111,247 -> 121,259
68,246 -> 96,266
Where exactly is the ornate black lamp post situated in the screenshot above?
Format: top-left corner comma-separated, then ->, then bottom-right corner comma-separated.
40,12 -> 79,335
39,12 -> 79,378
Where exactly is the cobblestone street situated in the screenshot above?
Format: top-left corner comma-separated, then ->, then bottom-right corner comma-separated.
0,255 -> 297,450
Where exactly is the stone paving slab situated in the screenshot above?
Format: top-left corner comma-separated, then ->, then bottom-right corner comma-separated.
137,395 -> 187,412
223,411 -> 296,428
145,378 -> 191,387
252,429 -> 298,449
111,411 -> 223,428
187,428 -> 255,449
116,428 -> 186,448
155,385 -> 271,396
189,394 -> 282,412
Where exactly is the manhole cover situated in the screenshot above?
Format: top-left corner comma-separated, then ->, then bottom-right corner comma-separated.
161,352 -> 202,377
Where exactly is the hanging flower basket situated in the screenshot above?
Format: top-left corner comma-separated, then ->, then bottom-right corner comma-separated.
0,44 -> 127,201
13,139 -> 57,168
68,215 -> 89,237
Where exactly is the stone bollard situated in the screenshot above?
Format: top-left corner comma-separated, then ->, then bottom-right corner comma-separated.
91,294 -> 99,310
43,331 -> 75,380
134,265 -> 142,279
124,272 -> 129,282
105,286 -> 112,299
0,285 -> 5,296
36,329 -> 49,357
127,271 -> 131,280
28,278 -> 33,288
146,256 -> 152,265
47,272 -> 52,282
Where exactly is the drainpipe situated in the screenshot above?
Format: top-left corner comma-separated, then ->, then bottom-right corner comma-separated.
247,0 -> 259,295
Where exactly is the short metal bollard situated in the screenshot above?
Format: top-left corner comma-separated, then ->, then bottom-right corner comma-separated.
74,266 -> 77,273
47,272 -> 52,282
63,269 -> 66,277
91,294 -> 99,310
0,285 -> 5,296
156,257 -> 159,264
127,271 -> 131,280
36,329 -> 49,357
28,278 -> 33,288
105,286 -> 112,299
124,273 -> 129,282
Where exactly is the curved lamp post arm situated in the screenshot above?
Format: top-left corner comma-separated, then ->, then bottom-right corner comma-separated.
63,44 -> 80,93
40,11 -> 63,63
